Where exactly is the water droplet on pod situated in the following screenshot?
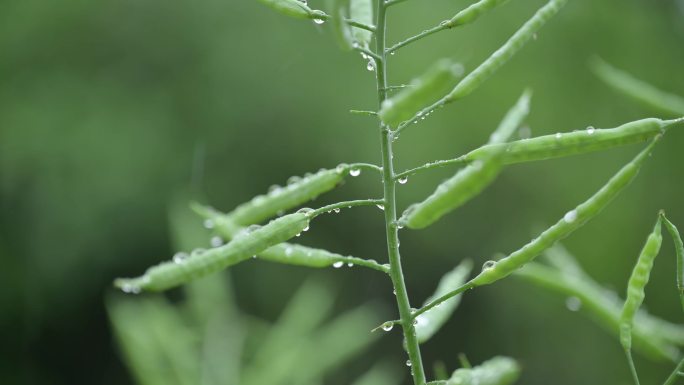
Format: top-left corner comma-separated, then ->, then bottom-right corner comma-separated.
381,322 -> 394,331
564,210 -> 578,223
333,261 -> 344,268
398,176 -> 408,184
482,260 -> 496,271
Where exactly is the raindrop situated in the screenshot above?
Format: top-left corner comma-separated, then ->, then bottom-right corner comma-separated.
210,236 -> 223,247
333,261 -> 344,268
376,204 -> 385,211
121,283 -> 141,294
349,168 -> 361,177
333,208 -> 341,213
347,262 -> 354,267
564,210 -> 578,223
406,360 -> 412,367
173,252 -> 190,263
555,132 -> 562,140
367,59 -> 375,71
287,175 -> 302,185
381,322 -> 394,331
303,225 -> 310,232
482,260 -> 496,271
566,296 -> 582,311
313,18 -> 325,25
203,219 -> 215,229
335,163 -> 348,174
587,126 -> 596,135
398,176 -> 408,184
296,207 -> 315,217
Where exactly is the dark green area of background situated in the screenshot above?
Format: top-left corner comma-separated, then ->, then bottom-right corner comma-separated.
1,0 -> 684,383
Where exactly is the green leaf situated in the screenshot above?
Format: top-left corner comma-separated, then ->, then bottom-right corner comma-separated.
416,260 -> 473,343
350,0 -> 373,47
591,57 -> 684,116
447,356 -> 520,385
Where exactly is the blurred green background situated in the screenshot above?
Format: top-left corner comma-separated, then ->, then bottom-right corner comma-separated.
1,0 -> 684,384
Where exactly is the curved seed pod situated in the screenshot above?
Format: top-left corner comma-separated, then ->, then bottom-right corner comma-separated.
378,59 -> 464,127
228,166 -> 348,226
350,0 -> 373,48
464,118 -> 677,165
114,213 -> 310,292
443,0 -> 510,28
193,203 -> 389,273
469,139 -> 658,288
516,262 -> 679,361
256,0 -> 318,19
416,260 -> 473,343
401,91 -> 530,229
447,0 -> 567,102
447,356 -> 520,385
620,218 -> 663,352
661,213 -> 684,312
591,57 -> 684,116
333,0 -> 354,51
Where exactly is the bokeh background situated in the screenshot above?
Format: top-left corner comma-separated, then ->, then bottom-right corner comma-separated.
2,0 -> 684,384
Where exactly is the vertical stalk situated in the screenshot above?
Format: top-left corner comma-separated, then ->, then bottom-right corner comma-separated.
374,2 -> 426,385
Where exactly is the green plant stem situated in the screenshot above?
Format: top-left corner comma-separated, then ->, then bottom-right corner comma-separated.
317,14 -> 377,32
385,0 -> 412,7
374,2 -> 426,385
387,24 -> 445,54
349,162 -> 384,173
625,350 -> 641,385
310,199 -> 384,217
412,282 -> 474,320
394,156 -> 470,181
664,357 -> 684,385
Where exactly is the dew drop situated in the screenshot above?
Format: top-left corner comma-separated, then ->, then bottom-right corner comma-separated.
173,252 -> 188,263
406,360 -> 412,367
564,210 -> 578,223
203,219 -> 215,229
482,260 -> 496,271
287,175 -> 302,185
296,207 -> 315,217
121,283 -> 141,294
376,204 -> 385,211
390,51 -> 395,56
333,208 -> 341,213
587,126 -> 596,135
333,261 -> 344,268
381,322 -> 394,331
565,296 -> 582,311
303,225 -> 310,232
313,18 -> 325,25
367,59 -> 376,71
349,168 -> 361,177
555,132 -> 562,140
347,262 -> 354,267
210,236 -> 224,247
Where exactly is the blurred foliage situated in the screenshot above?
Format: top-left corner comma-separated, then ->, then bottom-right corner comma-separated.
1,0 -> 683,384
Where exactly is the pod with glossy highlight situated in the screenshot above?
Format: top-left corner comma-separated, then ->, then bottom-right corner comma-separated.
114,213 -> 310,292
469,140 -> 658,288
660,213 -> 684,312
401,91 -> 530,229
378,59 -> 464,127
464,118 -> 676,165
447,356 -> 520,385
228,166 -> 347,226
447,0 -> 567,102
444,0 -> 509,28
620,218 -> 663,352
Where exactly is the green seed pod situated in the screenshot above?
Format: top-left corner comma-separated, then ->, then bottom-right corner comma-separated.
447,0 -> 567,102
228,166 -> 347,226
350,0 -> 373,48
660,213 -> 684,312
444,0 -> 510,28
114,213 -> 310,292
516,262 -> 679,361
469,139 -> 658,288
256,0 -> 316,19
620,218 -> 663,352
416,260 -> 473,343
464,118 -> 674,165
591,57 -> 684,117
447,356 -> 520,385
193,202 -> 389,273
401,91 -> 530,229
378,59 -> 464,127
